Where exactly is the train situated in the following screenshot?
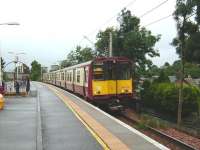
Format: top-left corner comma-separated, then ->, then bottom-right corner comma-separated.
43,57 -> 135,111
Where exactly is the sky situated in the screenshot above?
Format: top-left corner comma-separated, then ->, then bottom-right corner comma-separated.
0,0 -> 179,71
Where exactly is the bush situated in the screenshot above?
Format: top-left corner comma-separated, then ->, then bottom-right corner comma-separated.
141,82 -> 200,118
154,70 -> 170,83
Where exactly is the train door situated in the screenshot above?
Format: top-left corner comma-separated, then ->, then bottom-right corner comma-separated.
54,73 -> 56,85
72,69 -> 76,92
116,61 -> 132,97
65,70 -> 67,89
83,67 -> 86,96
105,61 -> 117,96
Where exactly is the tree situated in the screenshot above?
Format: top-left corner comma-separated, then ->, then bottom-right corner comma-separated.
95,9 -> 160,74
172,0 -> 200,64
30,60 -> 41,81
22,64 -> 30,74
79,47 -> 95,62
95,27 -> 117,57
1,58 -> 5,70
60,59 -> 72,68
154,70 -> 170,83
172,0 -> 200,126
185,32 -> 200,63
15,63 -> 30,74
144,60 -> 200,79
146,65 -> 161,77
63,46 -> 95,66
1,58 -> 6,81
164,62 -> 170,67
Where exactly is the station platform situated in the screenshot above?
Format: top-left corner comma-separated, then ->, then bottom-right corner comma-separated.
0,82 -> 169,150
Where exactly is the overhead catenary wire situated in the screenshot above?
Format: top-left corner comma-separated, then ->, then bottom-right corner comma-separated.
139,0 -> 169,18
87,0 -> 171,37
144,14 -> 173,27
144,10 -> 196,27
77,0 -> 137,46
186,12 -> 196,19
79,0 -> 174,46
87,0 -> 137,36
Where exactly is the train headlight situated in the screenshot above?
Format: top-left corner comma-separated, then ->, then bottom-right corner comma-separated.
95,86 -> 101,95
95,91 -> 101,94
121,89 -> 129,93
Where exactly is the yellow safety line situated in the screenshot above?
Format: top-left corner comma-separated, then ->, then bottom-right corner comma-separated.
47,85 -> 110,150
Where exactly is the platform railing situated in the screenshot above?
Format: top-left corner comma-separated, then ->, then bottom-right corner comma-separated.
4,81 -> 27,96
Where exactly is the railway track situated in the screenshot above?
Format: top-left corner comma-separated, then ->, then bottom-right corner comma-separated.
45,84 -> 199,150
119,110 -> 197,150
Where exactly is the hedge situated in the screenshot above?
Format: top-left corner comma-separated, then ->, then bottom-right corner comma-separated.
141,81 -> 200,117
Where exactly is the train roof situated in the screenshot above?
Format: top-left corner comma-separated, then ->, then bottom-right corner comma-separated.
48,60 -> 92,74
47,57 -> 132,74
93,57 -> 131,62
63,60 -> 92,70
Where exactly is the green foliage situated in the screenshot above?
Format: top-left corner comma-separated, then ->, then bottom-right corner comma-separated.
145,61 -> 200,79
1,58 -> 5,70
154,70 -> 170,83
172,0 -> 200,64
30,60 -> 41,81
78,47 -> 95,63
95,27 -> 116,57
60,59 -> 72,68
3,72 -> 9,81
141,82 -> 200,118
185,32 -> 200,63
138,114 -> 167,129
22,64 -> 30,74
63,46 -> 95,66
136,121 -> 147,130
15,64 -> 30,74
95,9 -> 160,74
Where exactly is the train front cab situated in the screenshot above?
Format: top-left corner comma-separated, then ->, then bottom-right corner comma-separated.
91,57 -> 133,109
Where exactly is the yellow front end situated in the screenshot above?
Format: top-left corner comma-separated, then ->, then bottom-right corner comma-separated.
92,79 -> 133,96
117,79 -> 133,95
92,80 -> 116,96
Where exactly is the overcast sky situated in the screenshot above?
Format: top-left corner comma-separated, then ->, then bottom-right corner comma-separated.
0,0 -> 178,71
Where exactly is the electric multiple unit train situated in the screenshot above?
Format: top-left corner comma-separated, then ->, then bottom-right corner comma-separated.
43,57 -> 134,110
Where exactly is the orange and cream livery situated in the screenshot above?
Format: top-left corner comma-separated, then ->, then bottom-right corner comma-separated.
43,57 -> 134,110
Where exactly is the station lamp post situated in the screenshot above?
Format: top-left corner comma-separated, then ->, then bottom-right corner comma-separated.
8,51 -> 25,80
0,22 -> 20,86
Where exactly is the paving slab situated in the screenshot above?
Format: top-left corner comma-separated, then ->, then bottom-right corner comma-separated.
0,82 -> 102,150
0,96 -> 37,150
35,83 -> 102,150
44,83 -> 168,150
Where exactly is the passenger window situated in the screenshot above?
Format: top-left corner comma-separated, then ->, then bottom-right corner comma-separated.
85,69 -> 88,83
93,63 -> 104,80
65,71 -> 67,80
77,70 -> 80,83
61,72 -> 64,80
70,72 -> 72,82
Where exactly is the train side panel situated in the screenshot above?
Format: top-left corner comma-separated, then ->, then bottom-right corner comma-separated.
74,67 -> 84,95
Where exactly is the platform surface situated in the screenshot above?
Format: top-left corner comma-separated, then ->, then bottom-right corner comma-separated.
0,82 -> 169,150
41,82 -> 168,150
0,83 -> 102,150
0,96 -> 37,150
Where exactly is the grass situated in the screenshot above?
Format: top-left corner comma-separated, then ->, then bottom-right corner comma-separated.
139,114 -> 168,129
